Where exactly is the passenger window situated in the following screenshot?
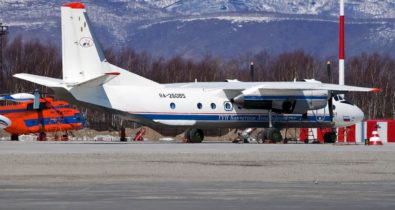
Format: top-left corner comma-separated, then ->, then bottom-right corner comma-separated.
197,103 -> 202,109
210,103 -> 216,110
170,103 -> 176,109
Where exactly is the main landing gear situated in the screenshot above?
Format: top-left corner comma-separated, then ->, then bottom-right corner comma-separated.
11,134 -> 19,141
37,132 -> 47,141
185,129 -> 204,143
261,128 -> 283,143
260,110 -> 283,143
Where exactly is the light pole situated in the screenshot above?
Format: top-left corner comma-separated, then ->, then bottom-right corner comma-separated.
250,62 -> 254,81
0,23 -> 9,81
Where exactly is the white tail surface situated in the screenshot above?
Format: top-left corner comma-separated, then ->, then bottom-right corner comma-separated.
61,3 -> 159,86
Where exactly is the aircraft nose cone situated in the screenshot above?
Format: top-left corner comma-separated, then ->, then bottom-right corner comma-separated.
354,105 -> 365,123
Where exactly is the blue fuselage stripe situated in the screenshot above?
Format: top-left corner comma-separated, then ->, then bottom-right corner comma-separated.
244,96 -> 327,100
138,114 -> 332,122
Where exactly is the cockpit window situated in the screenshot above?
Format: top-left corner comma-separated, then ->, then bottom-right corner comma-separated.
340,100 -> 354,105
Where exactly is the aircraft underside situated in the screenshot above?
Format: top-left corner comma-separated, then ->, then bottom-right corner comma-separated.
135,114 -> 334,129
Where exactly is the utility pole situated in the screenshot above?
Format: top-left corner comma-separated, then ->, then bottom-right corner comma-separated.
0,23 -> 9,82
250,62 -> 254,81
326,61 -> 332,83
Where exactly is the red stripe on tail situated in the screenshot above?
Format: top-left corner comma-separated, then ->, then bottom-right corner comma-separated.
63,2 -> 85,9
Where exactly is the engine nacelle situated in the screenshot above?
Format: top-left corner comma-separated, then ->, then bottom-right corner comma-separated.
0,115 -> 11,129
232,90 -> 329,114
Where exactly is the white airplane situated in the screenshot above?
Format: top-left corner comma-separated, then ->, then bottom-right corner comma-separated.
14,2 -> 379,143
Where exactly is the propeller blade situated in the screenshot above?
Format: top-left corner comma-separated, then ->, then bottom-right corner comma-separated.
328,92 -> 334,122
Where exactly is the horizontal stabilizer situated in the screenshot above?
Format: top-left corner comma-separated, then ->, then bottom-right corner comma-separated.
13,74 -> 64,87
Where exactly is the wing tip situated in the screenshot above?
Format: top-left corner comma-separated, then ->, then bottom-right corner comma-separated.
13,73 -> 26,79
370,88 -> 381,92
63,2 -> 85,9
105,72 -> 121,76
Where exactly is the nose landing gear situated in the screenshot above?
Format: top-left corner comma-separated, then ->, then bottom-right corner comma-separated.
323,131 -> 337,143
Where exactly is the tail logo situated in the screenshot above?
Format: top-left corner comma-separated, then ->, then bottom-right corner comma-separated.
79,37 -> 94,48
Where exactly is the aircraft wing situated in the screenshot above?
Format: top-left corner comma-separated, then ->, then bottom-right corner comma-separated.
171,81 -> 379,93
14,73 -> 120,88
239,82 -> 380,93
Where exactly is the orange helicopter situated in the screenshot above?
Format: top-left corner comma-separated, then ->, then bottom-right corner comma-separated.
0,91 -> 85,141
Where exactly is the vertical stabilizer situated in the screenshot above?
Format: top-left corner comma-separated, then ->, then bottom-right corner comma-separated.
62,2 -> 107,83
60,2 -> 159,87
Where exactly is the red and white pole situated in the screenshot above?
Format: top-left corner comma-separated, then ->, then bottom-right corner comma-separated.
339,0 -> 345,86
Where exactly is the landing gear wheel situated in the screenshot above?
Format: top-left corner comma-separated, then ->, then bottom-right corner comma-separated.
185,129 -> 204,143
271,130 -> 282,143
37,132 -> 47,141
324,132 -> 337,143
120,127 -> 127,142
61,134 -> 69,141
262,128 -> 283,143
11,134 -> 19,141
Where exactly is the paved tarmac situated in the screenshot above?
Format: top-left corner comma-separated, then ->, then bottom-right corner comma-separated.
0,141 -> 395,210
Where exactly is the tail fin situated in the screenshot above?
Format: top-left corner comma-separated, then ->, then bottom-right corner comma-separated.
61,2 -> 159,86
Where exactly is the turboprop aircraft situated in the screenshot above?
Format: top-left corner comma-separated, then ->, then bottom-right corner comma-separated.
14,2 -> 379,143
